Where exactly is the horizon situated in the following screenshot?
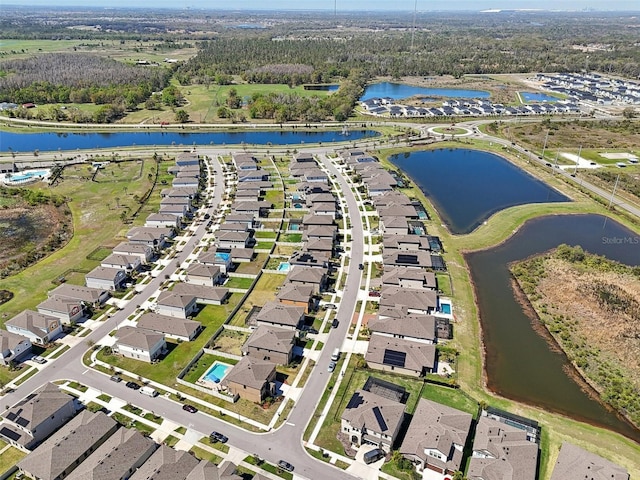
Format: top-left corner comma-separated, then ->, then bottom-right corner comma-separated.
4,1 -> 640,12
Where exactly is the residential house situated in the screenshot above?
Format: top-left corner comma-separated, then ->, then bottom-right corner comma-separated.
285,266 -> 327,294
381,267 -> 437,291
305,193 -> 337,206
137,313 -> 202,342
169,164 -> 200,176
129,445 -> 199,480
6,310 -> 63,345
304,238 -> 334,256
302,214 -> 335,227
155,291 -> 198,318
223,213 -> 254,229
238,171 -> 269,183
85,266 -> 127,291
372,191 -> 413,209
383,251 -> 444,271
378,204 -> 419,219
400,398 -> 473,475
296,182 -> 331,195
0,331 -> 32,367
113,242 -> 154,263
185,263 -> 222,287
221,356 -> 277,403
365,335 -> 436,377
310,202 -> 337,217
383,234 -> 433,252
276,283 -> 315,313
37,297 -> 84,324
172,283 -> 230,305
126,227 -> 169,251
467,414 -> 539,480
112,326 -> 167,363
222,247 -> 254,263
199,249 -> 233,273
379,287 -> 437,315
161,187 -> 198,200
172,177 -> 199,189
550,442 -> 629,480
65,428 -> 157,480
217,222 -> 249,233
303,170 -> 328,183
255,302 -> 305,331
216,231 -> 251,249
101,254 -> 141,272
0,383 -> 77,450
367,315 -> 437,344
146,213 -> 181,229
160,196 -> 192,212
230,200 -> 271,217
175,153 -> 200,167
302,225 -> 338,242
380,216 -> 409,235
232,153 -> 258,170
241,325 -> 296,365
17,411 -> 118,480
341,389 -> 405,453
186,460 -> 242,480
48,284 -> 110,307
289,250 -> 330,269
159,204 -> 189,219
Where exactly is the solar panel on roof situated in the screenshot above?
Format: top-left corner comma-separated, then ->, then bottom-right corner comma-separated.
396,254 -> 418,264
16,417 -> 29,427
0,427 -> 22,441
346,392 -> 365,410
373,406 -> 388,432
383,349 -> 406,368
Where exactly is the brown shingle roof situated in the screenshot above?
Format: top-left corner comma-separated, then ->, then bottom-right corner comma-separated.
137,313 -> 201,339
365,335 -> 436,373
115,326 -> 165,351
129,444 -> 199,480
222,356 -> 276,390
242,326 -> 295,355
255,302 -> 304,328
341,389 -> 405,436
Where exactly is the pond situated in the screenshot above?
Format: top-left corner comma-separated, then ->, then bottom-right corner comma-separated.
389,148 -> 570,234
466,214 -> 640,442
520,91 -> 559,102
0,128 -> 379,153
360,82 -> 490,101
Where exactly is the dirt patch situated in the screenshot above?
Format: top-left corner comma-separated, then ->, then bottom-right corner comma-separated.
0,197 -> 71,277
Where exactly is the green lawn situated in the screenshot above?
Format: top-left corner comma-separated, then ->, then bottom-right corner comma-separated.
182,353 -> 238,384
0,446 -> 27,474
253,231 -> 278,239
421,384 -> 479,417
0,157 -> 165,322
224,276 -> 255,289
190,446 -> 222,465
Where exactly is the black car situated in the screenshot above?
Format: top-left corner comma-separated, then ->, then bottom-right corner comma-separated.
278,460 -> 294,472
209,431 -> 228,443
182,404 -> 198,413
332,318 -> 339,328
358,263 -> 364,270
125,381 -> 141,390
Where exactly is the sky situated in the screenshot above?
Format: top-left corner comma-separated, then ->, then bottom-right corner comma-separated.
5,0 -> 640,10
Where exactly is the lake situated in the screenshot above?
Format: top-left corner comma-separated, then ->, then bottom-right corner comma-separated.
389,148 -> 570,234
466,214 -> 640,442
0,129 -> 379,153
360,82 -> 490,101
520,91 -> 559,102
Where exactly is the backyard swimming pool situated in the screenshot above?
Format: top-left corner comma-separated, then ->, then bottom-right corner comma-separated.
203,361 -> 231,383
278,262 -> 292,272
2,169 -> 50,184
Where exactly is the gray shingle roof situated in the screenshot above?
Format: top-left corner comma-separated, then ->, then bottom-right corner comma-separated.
550,442 -> 629,480
49,284 -> 108,304
115,326 -> 165,351
6,310 -> 59,337
367,315 -> 436,341
66,428 -> 156,480
400,398 -> 472,471
130,444 -> 199,480
341,389 -> 405,436
17,411 -> 117,480
365,335 -> 436,373
256,302 -> 304,327
242,326 -> 295,355
137,313 -> 201,339
467,416 -> 539,480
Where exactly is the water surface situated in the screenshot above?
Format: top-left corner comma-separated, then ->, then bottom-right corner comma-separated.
467,214 -> 640,442
389,148 -> 569,234
361,82 -> 490,101
520,91 -> 559,102
0,129 -> 378,153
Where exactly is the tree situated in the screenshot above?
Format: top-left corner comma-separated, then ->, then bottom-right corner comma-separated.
622,107 -> 637,119
175,109 -> 189,123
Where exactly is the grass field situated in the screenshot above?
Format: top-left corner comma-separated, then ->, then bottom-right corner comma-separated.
0,157 -> 166,322
0,445 -> 26,474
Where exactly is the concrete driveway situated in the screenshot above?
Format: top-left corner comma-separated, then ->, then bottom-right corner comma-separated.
345,446 -> 385,480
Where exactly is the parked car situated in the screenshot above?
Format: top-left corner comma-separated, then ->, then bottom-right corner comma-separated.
32,356 -> 47,364
209,431 -> 228,443
358,263 -> 364,270
332,318 -> 339,328
182,404 -> 198,413
369,290 -> 381,297
109,375 -> 122,383
278,460 -> 294,472
325,303 -> 337,309
328,361 -> 336,372
125,381 -> 141,390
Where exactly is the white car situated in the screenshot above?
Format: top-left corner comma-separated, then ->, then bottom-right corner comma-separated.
32,356 -> 47,364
